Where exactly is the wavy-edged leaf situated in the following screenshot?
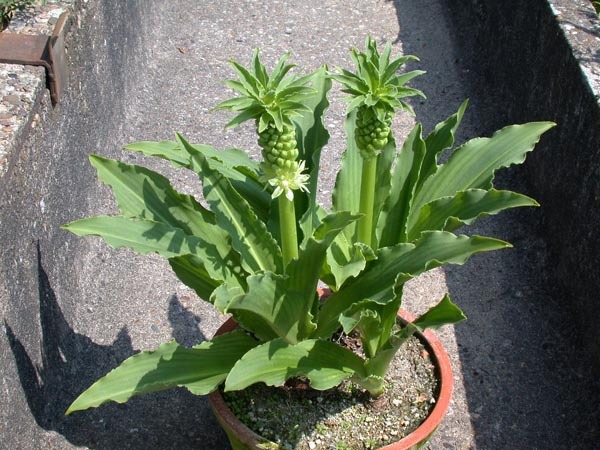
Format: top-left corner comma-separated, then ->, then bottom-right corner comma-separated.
222,272 -> 292,343
316,231 -> 510,338
179,135 -> 282,274
224,338 -> 366,392
89,155 -> 216,236
87,156 -> 247,288
286,211 -> 361,337
418,99 -> 468,191
223,214 -> 359,343
408,188 -> 539,240
124,141 -> 188,168
125,140 -> 260,173
66,330 -> 259,414
377,123 -> 426,247
363,295 -> 465,382
339,300 -> 385,358
412,122 -> 556,214
123,141 -> 268,220
227,212 -> 351,341
325,238 -> 368,291
63,216 -> 207,259
413,294 -> 467,331
168,255 -> 226,301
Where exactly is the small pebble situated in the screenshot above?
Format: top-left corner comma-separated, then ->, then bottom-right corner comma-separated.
3,95 -> 20,105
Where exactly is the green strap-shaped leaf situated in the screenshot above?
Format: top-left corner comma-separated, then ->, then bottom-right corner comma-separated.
221,272 -> 290,343
339,300 -> 386,358
89,155 -> 217,238
316,231 -> 510,338
168,255 -> 225,301
365,294 -> 465,380
332,110 -> 362,241
413,294 -> 467,331
368,133 -> 398,250
220,215 -> 359,343
417,99 -> 468,191
179,135 -> 282,274
295,66 -> 332,236
124,141 -> 189,168
125,141 -> 270,223
407,188 -> 539,241
325,239 -> 372,291
293,212 -> 361,303
224,213 -> 355,343
285,211 -> 361,339
125,141 -> 260,174
66,330 -> 259,414
224,338 -> 366,392
338,289 -> 405,363
411,121 -> 556,215
377,123 -> 426,247
63,216 -> 206,259
72,157 -> 247,290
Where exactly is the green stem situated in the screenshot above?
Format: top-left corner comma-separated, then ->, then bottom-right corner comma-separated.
278,195 -> 298,267
357,156 -> 378,247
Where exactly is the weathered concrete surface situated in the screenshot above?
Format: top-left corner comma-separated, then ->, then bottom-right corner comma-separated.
0,0 -> 598,449
447,0 -> 600,373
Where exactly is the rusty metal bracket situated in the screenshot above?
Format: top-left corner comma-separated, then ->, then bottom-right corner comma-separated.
0,11 -> 69,106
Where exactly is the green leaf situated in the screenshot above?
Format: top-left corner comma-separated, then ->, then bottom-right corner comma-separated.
89,155 -> 216,237
224,338 -> 366,392
168,255 -> 225,301
179,145 -> 271,223
66,330 -> 259,414
332,110 -> 362,242
294,67 -> 332,230
63,216 -> 208,259
413,294 -> 467,331
339,300 -> 385,358
219,273 -> 288,342
408,188 -> 539,240
325,239 -> 369,290
287,211 -> 361,335
124,141 -> 188,168
316,231 -> 510,338
377,123 -> 426,247
371,133 -> 397,249
124,140 -> 271,226
85,155 -> 247,289
417,99 -> 468,191
179,135 -> 283,274
226,213 -> 359,343
411,122 -> 556,214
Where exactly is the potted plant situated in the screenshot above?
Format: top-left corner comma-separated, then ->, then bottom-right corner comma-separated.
62,38 -> 554,449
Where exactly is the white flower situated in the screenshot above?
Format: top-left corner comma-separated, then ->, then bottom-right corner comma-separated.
261,160 -> 310,201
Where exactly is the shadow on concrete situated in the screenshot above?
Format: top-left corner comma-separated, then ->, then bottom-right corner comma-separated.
389,0 -> 600,448
4,243 -> 228,449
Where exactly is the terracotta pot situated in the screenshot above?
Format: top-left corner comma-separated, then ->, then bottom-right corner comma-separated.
208,310 -> 453,450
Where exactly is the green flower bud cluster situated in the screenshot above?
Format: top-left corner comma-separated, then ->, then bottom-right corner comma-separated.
258,122 -> 299,175
355,107 -> 392,160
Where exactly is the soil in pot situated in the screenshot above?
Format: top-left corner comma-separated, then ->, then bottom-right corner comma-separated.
223,333 -> 438,450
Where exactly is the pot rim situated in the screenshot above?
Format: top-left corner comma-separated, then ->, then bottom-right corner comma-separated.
208,310 -> 453,450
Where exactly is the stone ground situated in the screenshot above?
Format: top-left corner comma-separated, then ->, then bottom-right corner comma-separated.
0,1 -> 598,449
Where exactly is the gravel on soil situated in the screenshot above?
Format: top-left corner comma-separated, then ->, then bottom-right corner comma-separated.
224,334 -> 437,450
